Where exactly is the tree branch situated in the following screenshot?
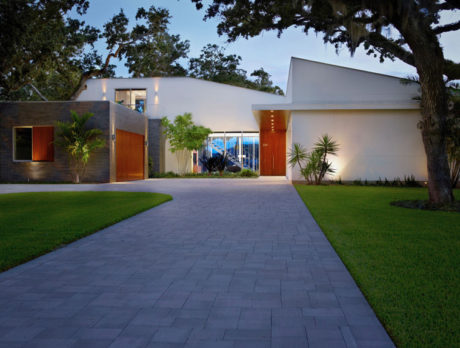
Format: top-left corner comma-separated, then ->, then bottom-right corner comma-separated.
69,44 -> 125,100
366,32 -> 415,67
29,84 -> 48,101
433,20 -> 460,34
444,59 -> 460,81
435,0 -> 460,11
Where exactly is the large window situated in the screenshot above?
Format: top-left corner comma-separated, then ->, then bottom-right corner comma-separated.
13,126 -> 54,162
115,89 -> 147,113
203,132 -> 259,172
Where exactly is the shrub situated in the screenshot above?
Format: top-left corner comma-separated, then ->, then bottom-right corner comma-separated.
150,171 -> 180,178
288,134 -> 340,185
404,175 -> 422,187
200,152 -> 228,175
239,169 -> 258,177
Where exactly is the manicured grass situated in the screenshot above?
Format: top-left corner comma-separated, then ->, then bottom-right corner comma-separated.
0,191 -> 172,272
295,185 -> 460,348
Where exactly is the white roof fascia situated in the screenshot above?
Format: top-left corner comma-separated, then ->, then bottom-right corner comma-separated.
252,102 -> 420,111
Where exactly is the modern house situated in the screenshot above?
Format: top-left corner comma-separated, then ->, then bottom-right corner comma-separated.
0,57 -> 426,183
78,57 -> 426,182
0,101 -> 148,183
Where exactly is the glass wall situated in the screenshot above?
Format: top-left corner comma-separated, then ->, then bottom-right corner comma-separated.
202,132 -> 259,172
115,89 -> 147,113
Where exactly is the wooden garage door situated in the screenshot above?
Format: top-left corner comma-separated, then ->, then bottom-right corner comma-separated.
116,129 -> 144,182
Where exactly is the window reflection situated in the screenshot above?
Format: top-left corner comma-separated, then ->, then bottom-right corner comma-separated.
202,132 -> 259,172
115,89 -> 147,113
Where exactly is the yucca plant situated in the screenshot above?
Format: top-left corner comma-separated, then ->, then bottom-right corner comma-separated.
55,111 -> 105,183
288,135 -> 339,184
288,143 -> 308,172
314,134 -> 340,184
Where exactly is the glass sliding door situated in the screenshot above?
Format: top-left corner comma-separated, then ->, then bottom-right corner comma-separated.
242,134 -> 259,172
201,132 -> 259,173
225,134 -> 239,165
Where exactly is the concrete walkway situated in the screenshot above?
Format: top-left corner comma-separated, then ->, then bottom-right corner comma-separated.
0,179 -> 394,347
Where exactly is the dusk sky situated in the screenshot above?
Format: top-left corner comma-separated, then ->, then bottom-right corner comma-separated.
78,0 -> 460,92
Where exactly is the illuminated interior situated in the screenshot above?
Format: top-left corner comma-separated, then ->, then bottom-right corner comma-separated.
115,89 -> 147,113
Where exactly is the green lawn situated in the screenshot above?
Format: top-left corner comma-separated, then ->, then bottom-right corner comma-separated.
295,185 -> 459,348
0,191 -> 172,272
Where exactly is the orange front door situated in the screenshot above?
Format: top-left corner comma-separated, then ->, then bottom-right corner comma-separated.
116,129 -> 145,181
260,130 -> 286,176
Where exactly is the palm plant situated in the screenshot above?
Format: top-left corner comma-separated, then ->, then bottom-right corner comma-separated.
288,135 -> 339,184
301,150 -> 321,184
314,134 -> 340,184
55,111 -> 105,183
288,143 -> 308,171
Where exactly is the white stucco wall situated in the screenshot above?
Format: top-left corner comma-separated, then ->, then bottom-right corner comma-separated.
287,57 -> 420,105
78,77 -> 285,172
290,109 -> 427,181
78,77 -> 285,130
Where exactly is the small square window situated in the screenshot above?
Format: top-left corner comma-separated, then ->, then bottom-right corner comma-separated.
13,126 -> 54,162
14,128 -> 32,161
115,89 -> 147,113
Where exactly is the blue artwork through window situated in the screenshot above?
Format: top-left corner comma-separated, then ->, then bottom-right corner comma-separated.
135,99 -> 145,113
202,132 -> 259,172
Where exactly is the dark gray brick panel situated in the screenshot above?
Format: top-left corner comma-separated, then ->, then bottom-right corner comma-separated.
0,101 -> 110,183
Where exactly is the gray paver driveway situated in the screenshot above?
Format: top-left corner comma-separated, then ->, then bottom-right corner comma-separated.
0,178 -> 394,348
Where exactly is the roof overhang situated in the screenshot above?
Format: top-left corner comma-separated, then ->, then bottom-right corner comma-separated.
252,102 -> 420,111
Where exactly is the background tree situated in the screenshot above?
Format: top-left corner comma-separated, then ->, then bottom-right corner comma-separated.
71,6 -> 189,99
125,33 -> 189,77
161,113 -> 212,175
188,44 -> 248,86
0,0 -> 98,100
189,44 -> 284,94
55,111 -> 105,184
192,0 -> 460,204
0,2 -> 189,101
249,68 -> 284,95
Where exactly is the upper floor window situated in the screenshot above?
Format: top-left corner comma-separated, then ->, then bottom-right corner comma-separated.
13,126 -> 54,162
115,89 -> 147,113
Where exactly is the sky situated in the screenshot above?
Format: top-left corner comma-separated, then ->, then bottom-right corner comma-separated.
77,0 -> 460,92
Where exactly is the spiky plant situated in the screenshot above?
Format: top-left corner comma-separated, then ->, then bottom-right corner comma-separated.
314,134 -> 339,184
288,143 -> 308,172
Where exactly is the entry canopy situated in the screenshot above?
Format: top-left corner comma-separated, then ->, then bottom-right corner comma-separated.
252,109 -> 290,132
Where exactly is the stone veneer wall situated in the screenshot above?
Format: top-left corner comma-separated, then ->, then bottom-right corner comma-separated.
0,101 -> 111,183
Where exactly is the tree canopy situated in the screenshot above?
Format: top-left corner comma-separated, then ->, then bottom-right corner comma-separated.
0,0 -> 97,100
189,44 -> 284,94
191,0 -> 460,81
0,2 -> 284,100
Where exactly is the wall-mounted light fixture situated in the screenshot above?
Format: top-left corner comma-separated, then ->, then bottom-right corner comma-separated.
111,134 -> 116,141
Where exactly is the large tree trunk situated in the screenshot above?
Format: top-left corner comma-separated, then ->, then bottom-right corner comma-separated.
411,43 -> 454,204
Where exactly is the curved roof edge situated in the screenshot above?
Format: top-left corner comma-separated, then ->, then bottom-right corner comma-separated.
90,76 -> 286,98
